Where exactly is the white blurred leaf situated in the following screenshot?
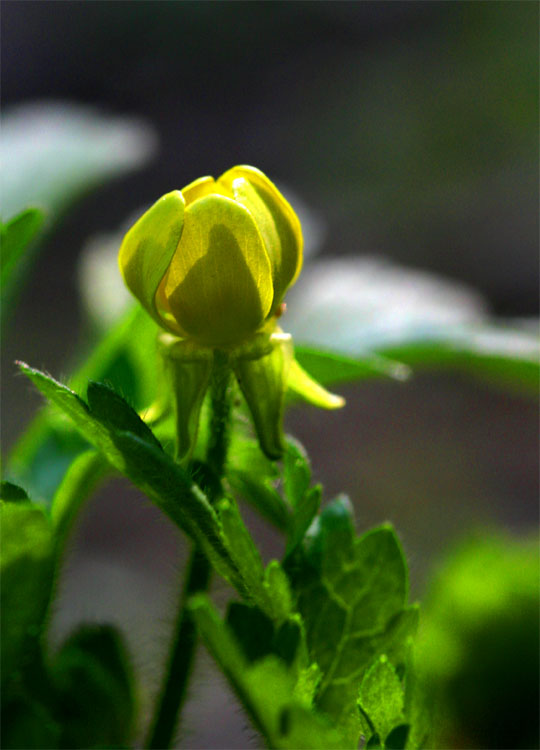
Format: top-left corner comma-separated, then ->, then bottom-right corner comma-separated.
1,101 -> 157,221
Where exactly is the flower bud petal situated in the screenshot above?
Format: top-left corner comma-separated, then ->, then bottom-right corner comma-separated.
163,195 -> 273,346
232,332 -> 293,459
219,165 -> 303,310
287,358 -> 345,409
181,175 -> 229,205
118,190 -> 185,330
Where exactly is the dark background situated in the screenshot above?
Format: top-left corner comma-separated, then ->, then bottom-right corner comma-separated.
2,3 -> 538,747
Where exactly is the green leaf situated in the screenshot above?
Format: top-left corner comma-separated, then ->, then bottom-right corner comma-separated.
385,724 -> 410,750
0,207 -> 44,289
218,497 -> 293,621
218,498 -> 269,609
294,347 -> 411,388
291,497 -> 416,744
228,468 -> 290,531
358,655 -> 405,743
18,363 -> 240,588
283,439 -> 322,556
284,438 -> 311,507
50,450 -> 110,540
2,102 -> 156,221
1,695 -> 60,750
86,380 -> 162,449
51,624 -> 136,749
9,307 -> 159,505
1,502 -> 54,689
288,258 -> 539,394
226,603 -> 303,669
189,595 -> 345,749
0,481 -> 30,502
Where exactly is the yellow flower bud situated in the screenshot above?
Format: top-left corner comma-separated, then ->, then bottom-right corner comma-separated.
118,165 -> 303,347
118,166 -> 343,462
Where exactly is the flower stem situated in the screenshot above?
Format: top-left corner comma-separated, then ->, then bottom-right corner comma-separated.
146,351 -> 231,750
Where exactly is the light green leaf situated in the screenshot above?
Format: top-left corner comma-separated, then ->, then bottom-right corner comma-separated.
287,258 -> 539,393
283,439 -> 322,556
358,655 -> 405,743
189,595 -> 346,749
1,207 -> 44,289
293,347 -> 410,389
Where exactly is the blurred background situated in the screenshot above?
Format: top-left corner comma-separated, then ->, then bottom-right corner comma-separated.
2,2 -> 538,748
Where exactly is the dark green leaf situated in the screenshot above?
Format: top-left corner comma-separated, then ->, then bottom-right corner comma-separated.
385,724 -> 410,750
226,603 -> 275,662
226,603 -> 303,668
0,481 -> 29,502
51,624 -> 135,749
366,733 -> 382,749
1,695 -> 60,750
86,380 -> 162,449
1,503 -> 54,689
189,595 -> 346,749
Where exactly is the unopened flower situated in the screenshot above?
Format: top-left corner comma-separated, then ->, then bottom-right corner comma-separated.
119,165 -> 343,460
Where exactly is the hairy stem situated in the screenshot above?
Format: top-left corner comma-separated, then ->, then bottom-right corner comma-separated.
146,351 -> 231,750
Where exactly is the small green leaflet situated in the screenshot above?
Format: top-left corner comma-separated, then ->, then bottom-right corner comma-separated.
358,655 -> 406,746
283,438 -> 321,556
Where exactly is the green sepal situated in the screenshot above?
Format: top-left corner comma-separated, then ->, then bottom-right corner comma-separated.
288,357 -> 345,409
118,190 -> 185,330
158,333 -> 213,462
232,331 -> 293,459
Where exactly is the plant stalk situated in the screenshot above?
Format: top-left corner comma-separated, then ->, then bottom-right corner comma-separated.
146,351 -> 231,750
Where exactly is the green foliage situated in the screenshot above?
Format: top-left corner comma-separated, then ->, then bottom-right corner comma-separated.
0,481 -> 30,502
7,178 -> 537,748
287,496 -> 418,745
1,208 -> 45,322
358,656 -> 407,749
50,625 -> 136,749
18,362 -> 241,587
1,208 -> 44,289
417,533 -> 539,750
1,502 -> 54,690
189,595 -> 344,749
